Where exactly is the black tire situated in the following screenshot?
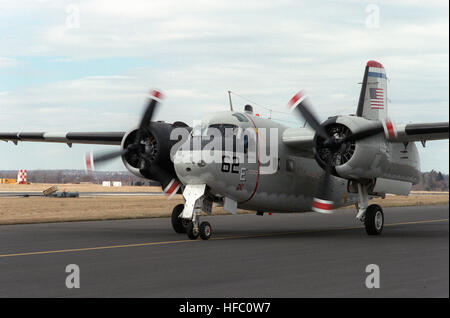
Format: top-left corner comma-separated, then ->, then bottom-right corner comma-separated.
186,222 -> 199,240
199,221 -> 212,240
171,204 -> 186,233
364,204 -> 384,235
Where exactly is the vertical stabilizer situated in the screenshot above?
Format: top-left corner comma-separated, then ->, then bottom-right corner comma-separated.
356,60 -> 388,120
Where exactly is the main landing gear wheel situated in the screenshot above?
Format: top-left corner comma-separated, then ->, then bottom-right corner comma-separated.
199,221 -> 212,240
171,204 -> 186,234
364,204 -> 384,235
186,222 -> 199,240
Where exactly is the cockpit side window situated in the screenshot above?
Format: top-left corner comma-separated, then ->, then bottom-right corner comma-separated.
232,113 -> 249,122
206,124 -> 238,136
206,124 -> 238,152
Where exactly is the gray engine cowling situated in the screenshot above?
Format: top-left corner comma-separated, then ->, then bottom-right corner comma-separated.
120,121 -> 184,185
315,115 -> 420,183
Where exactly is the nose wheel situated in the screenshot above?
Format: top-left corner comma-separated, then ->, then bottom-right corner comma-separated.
199,221 -> 212,240
172,204 -> 213,240
186,220 -> 212,240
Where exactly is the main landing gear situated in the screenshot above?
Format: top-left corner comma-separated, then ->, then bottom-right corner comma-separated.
364,204 -> 384,235
354,182 -> 384,235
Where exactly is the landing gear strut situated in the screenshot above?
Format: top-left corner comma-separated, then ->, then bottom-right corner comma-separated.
186,222 -> 199,239
354,181 -> 384,235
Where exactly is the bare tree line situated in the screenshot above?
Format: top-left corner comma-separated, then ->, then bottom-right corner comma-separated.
0,170 -> 160,186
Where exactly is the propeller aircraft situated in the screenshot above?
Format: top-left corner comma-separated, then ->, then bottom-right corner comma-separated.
1,61 -> 448,240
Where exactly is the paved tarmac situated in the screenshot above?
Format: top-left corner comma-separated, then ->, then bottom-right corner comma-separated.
0,204 -> 448,297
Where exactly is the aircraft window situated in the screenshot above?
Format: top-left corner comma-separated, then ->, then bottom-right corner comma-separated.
232,113 -> 249,122
204,124 -> 239,152
206,124 -> 237,135
187,124 -> 249,152
208,124 -> 237,133
286,159 -> 295,172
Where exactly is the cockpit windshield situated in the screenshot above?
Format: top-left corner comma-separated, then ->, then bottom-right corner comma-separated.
191,123 -> 239,137
187,122 -> 248,152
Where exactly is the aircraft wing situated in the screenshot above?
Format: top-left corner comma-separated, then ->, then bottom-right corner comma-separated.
281,127 -> 315,155
282,121 -> 449,152
385,122 -> 449,143
0,132 -> 125,146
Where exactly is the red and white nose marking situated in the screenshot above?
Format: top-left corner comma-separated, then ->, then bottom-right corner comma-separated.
312,198 -> 334,214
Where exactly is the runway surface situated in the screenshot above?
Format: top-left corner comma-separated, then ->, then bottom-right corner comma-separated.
0,205 -> 448,297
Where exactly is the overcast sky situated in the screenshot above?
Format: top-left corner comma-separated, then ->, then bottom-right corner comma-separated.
0,0 -> 448,173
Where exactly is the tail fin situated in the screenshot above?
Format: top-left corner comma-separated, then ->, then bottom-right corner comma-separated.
356,60 -> 388,120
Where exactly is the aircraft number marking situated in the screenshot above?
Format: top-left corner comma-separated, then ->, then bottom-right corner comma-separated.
222,155 -> 239,174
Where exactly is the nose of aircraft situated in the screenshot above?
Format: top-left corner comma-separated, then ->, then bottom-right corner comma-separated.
173,148 -> 212,185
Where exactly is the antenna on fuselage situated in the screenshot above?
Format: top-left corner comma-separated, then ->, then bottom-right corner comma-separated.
228,90 -> 233,111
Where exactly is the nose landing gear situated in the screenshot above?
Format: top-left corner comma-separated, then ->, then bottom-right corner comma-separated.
171,184 -> 214,240
199,221 -> 212,240
185,220 -> 212,240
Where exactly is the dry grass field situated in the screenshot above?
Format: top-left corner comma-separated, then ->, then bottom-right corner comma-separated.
0,183 -> 161,193
0,183 -> 447,225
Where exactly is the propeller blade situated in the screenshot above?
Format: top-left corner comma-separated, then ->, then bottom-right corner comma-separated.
341,123 -> 384,143
85,149 -> 128,172
288,91 -> 329,140
135,90 -> 164,143
312,151 -> 335,213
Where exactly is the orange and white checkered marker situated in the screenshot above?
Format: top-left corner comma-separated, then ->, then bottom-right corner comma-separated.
17,169 -> 27,184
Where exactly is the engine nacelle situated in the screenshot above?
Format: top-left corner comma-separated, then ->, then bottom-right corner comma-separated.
315,115 -> 420,183
120,121 -> 181,181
